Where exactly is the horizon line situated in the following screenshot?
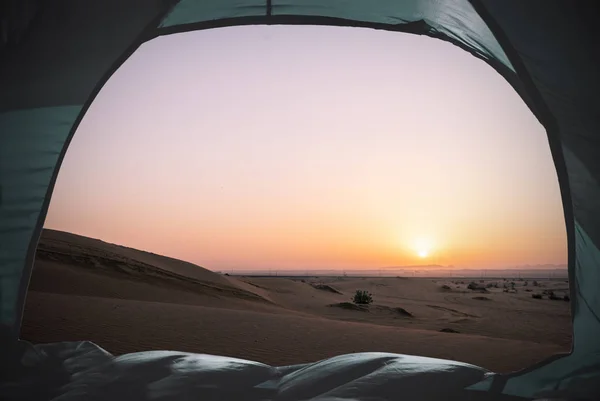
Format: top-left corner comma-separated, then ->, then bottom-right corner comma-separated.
216,266 -> 568,272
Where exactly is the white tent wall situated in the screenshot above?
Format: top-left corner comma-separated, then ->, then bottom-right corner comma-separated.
1,1 -> 599,399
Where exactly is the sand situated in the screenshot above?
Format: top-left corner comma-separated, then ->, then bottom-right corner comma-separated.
21,229 -> 572,374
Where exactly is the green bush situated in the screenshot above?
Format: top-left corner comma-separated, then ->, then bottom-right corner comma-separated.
352,290 -> 373,305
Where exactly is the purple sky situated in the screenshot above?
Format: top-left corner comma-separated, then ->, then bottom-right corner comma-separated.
44,25 -> 567,271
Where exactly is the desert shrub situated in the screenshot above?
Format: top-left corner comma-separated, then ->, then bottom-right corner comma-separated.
532,293 -> 543,299
549,292 -> 562,301
352,290 -> 373,305
532,280 -> 539,287
441,284 -> 451,290
467,282 -> 480,290
563,294 -> 570,302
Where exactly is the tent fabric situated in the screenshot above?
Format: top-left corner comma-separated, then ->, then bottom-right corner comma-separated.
0,106 -> 82,329
1,0 -> 599,399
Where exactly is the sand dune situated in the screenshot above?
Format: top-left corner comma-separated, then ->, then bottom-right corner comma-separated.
21,229 -> 572,373
32,229 -> 273,308
39,229 -> 229,285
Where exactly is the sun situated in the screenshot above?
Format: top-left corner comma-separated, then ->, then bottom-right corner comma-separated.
412,237 -> 434,259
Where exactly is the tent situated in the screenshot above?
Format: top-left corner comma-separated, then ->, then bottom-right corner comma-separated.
1,1 -> 599,400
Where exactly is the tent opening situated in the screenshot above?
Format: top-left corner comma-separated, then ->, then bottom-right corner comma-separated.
22,25 -> 570,374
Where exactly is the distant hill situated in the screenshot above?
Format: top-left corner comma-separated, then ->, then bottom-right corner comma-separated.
382,265 -> 446,270
227,268 -> 568,279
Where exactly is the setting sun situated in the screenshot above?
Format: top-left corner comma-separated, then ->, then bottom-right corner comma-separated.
413,238 -> 434,260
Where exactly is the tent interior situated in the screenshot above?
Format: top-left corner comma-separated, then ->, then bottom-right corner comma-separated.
1,1 -> 599,400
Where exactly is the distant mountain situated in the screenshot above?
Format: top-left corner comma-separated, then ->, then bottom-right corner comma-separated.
511,264 -> 568,270
381,265 -> 446,270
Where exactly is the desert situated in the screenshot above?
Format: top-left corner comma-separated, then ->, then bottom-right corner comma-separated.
21,229 -> 572,374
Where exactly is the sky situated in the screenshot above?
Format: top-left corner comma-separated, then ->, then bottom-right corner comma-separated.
44,25 -> 567,272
